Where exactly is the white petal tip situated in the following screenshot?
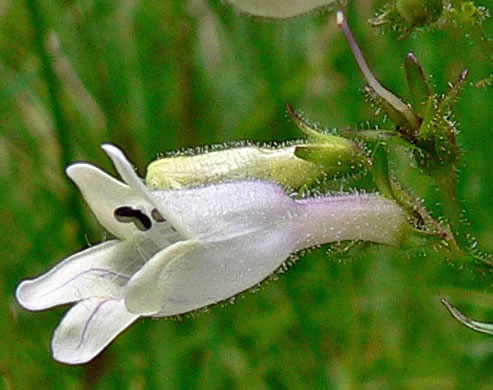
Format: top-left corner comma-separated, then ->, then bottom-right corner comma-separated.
65,163 -> 78,178
15,278 -> 68,312
101,143 -> 124,161
16,279 -> 59,311
66,163 -> 99,182
15,280 -> 36,310
52,348 -> 95,365
100,144 -> 142,187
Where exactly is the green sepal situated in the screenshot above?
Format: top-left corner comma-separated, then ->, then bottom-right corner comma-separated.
437,69 -> 468,115
286,102 -> 351,144
338,129 -> 422,152
293,143 -> 363,175
417,69 -> 466,167
369,143 -> 394,199
287,103 -> 366,175
405,53 -> 432,117
363,85 -> 418,138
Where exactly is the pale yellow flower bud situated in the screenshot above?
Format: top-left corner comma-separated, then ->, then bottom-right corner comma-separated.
146,144 -> 321,190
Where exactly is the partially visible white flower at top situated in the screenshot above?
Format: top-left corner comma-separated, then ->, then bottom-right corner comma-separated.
15,144 -> 409,365
225,0 -> 344,18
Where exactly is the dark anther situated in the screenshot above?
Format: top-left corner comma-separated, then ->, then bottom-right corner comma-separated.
151,208 -> 166,222
114,206 -> 152,231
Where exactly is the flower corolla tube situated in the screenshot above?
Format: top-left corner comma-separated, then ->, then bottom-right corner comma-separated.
16,144 -> 409,364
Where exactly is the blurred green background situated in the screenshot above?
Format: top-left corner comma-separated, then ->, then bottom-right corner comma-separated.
2,0 -> 493,388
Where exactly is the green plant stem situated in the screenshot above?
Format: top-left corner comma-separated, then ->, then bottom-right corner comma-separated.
25,0 -> 89,247
434,168 -> 493,267
369,144 -> 394,199
435,168 -> 461,239
388,176 -> 458,247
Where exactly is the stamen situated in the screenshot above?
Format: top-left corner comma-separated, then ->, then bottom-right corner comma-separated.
114,206 -> 152,231
151,208 -> 166,222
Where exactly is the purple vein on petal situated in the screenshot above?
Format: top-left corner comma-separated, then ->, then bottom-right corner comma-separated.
38,268 -> 131,298
77,299 -> 111,349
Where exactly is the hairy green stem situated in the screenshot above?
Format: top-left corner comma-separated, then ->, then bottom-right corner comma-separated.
435,169 -> 460,237
434,168 -> 493,268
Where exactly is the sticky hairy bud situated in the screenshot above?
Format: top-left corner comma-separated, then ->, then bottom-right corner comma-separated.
146,144 -> 322,190
146,109 -> 364,191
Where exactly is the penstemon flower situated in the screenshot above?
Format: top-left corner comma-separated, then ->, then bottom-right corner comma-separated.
16,144 -> 409,365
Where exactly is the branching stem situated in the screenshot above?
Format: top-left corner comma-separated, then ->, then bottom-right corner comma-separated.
336,11 -> 421,131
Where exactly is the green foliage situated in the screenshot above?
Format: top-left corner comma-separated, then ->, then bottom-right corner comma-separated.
2,0 -> 493,388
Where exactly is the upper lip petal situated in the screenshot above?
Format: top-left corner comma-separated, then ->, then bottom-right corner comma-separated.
101,143 -> 189,237
66,163 -> 145,240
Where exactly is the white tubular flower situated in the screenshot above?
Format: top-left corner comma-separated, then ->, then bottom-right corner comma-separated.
15,144 -> 409,365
